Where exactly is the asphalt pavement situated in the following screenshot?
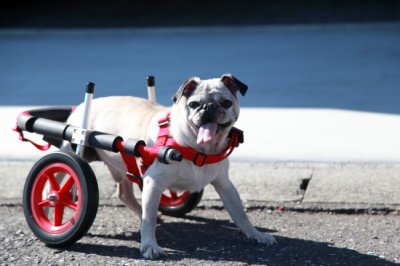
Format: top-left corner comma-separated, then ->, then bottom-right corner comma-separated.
1,205 -> 400,265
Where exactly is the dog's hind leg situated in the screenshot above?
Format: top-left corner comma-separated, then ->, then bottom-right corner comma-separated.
107,165 -> 142,220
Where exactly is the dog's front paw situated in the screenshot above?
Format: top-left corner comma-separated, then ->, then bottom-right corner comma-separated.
140,242 -> 165,260
247,231 -> 277,246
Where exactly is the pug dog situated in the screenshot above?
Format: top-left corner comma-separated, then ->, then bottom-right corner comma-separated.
65,74 -> 276,259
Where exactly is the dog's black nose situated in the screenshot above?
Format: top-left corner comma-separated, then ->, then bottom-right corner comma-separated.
203,102 -> 216,111
201,102 -> 218,124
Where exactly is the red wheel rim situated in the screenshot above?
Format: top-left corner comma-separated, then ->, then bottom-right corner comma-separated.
160,190 -> 190,207
31,163 -> 82,234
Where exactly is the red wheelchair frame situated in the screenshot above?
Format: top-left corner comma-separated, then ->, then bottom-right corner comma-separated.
14,78 -> 203,246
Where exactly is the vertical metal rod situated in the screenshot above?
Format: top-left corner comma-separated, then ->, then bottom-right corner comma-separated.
76,82 -> 95,157
147,76 -> 156,103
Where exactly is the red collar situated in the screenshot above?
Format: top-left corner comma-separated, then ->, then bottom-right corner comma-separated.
154,113 -> 243,167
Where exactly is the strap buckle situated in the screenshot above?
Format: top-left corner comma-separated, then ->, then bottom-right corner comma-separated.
158,114 -> 170,127
193,152 -> 207,166
158,119 -> 169,127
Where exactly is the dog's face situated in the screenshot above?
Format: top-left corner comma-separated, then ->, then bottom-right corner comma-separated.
172,74 -> 247,145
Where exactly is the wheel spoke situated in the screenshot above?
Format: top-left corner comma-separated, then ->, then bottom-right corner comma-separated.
54,205 -> 64,226
60,175 -> 75,195
63,200 -> 78,211
170,191 -> 178,199
37,200 -> 51,207
45,173 -> 60,191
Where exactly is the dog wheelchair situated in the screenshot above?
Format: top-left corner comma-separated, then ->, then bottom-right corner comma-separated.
13,77 -> 204,246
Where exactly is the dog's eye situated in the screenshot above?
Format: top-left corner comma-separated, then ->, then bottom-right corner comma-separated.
188,101 -> 200,109
221,100 -> 233,109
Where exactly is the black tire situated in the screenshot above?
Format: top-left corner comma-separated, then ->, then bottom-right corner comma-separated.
23,152 -> 99,247
158,189 -> 203,217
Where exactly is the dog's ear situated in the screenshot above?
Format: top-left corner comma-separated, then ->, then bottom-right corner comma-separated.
173,77 -> 199,104
221,74 -> 248,97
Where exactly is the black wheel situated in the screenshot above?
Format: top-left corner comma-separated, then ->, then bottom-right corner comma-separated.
158,189 -> 203,217
23,152 -> 99,247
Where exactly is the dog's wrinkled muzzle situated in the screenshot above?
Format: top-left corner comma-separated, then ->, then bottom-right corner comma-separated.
196,103 -> 219,145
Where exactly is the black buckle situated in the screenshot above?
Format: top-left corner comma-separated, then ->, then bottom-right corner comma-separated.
193,152 -> 207,166
228,127 -> 244,146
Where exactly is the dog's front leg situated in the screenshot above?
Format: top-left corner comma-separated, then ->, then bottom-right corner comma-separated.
140,175 -> 165,259
212,176 -> 277,246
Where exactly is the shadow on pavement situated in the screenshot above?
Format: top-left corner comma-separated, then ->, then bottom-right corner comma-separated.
65,215 -> 396,265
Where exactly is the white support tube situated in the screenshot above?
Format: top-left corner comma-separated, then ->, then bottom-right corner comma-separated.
147,76 -> 156,103
76,82 -> 95,157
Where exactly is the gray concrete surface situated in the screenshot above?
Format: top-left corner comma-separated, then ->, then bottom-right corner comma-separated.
304,165 -> 400,205
2,161 -> 400,212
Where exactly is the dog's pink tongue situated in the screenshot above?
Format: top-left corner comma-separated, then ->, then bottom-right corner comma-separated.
197,122 -> 218,144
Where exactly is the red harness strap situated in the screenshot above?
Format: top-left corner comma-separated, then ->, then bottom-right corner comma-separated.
13,126 -> 52,151
116,140 -> 144,186
118,113 -> 243,185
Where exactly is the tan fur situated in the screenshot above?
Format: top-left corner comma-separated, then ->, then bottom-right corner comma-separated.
65,76 -> 276,259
